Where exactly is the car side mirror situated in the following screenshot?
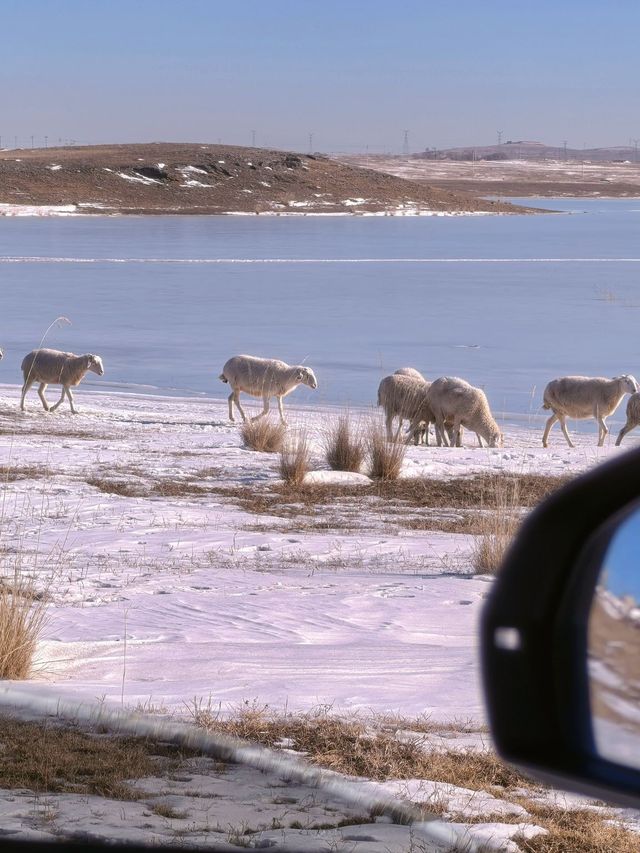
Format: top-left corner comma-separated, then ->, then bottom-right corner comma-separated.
482,445 -> 640,809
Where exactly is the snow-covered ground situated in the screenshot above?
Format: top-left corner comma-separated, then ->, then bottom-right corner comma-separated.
0,384 -> 637,849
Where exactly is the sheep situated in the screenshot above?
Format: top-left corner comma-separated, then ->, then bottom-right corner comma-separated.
541,374 -> 638,448
219,354 -> 318,424
615,393 -> 640,446
422,376 -> 502,448
20,348 -> 105,413
377,373 -> 432,444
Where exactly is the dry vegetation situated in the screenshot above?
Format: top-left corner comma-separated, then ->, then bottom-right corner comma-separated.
323,415 -> 365,473
368,427 -> 407,480
190,704 -> 640,851
240,418 -> 286,453
0,716 -> 192,799
279,432 -> 310,486
471,477 -> 523,574
0,579 -> 48,679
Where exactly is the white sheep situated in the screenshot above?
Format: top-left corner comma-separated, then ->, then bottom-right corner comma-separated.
377,373 -> 432,444
219,354 -> 318,424
615,392 -> 640,446
423,376 -> 502,448
20,348 -> 105,413
542,374 -> 638,447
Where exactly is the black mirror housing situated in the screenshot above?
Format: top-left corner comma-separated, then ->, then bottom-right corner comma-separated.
482,445 -> 640,808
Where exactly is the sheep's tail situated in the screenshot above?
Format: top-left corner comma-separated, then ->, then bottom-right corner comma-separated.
219,373 -> 228,384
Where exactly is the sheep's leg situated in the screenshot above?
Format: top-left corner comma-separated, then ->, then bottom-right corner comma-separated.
227,392 -> 235,421
66,387 -> 77,414
230,390 -> 247,423
252,396 -> 271,422
20,378 -> 35,411
37,383 -> 51,412
434,415 -> 448,447
557,414 -> 575,448
476,433 -> 484,448
616,422 -> 634,446
50,385 -> 68,413
276,396 -> 287,425
542,413 -> 558,447
596,409 -> 608,447
451,417 -> 463,448
385,412 -> 395,442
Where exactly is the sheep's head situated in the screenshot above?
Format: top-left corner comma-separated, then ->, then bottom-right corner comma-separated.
488,430 -> 503,448
620,374 -> 639,394
86,355 -> 105,376
296,366 -> 318,390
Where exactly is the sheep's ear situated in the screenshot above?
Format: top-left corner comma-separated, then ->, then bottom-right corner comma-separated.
296,370 -> 305,381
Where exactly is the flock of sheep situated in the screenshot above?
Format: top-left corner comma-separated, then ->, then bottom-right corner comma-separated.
5,347 -> 640,448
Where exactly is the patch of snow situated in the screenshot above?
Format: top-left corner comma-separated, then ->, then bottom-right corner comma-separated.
259,181 -> 271,187
0,203 -> 78,217
304,470 -> 371,486
180,179 -> 214,188
157,162 -> 165,168
241,189 -> 253,193
343,197 -> 368,206
46,164 -> 62,171
179,165 -> 208,175
117,172 -> 162,186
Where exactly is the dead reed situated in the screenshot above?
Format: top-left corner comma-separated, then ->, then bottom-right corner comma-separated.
240,418 -> 286,453
324,415 -> 365,473
279,431 -> 310,486
367,426 -> 406,480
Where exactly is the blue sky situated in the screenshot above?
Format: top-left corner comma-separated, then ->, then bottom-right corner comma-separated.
2,0 -> 639,153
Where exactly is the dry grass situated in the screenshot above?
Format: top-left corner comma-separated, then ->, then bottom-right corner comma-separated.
472,477 -> 523,574
368,426 -> 406,480
279,431 -> 310,486
324,415 -> 365,473
0,579 -> 48,679
190,704 -> 524,789
513,802 -> 639,853
240,417 -> 286,453
0,716 -> 178,799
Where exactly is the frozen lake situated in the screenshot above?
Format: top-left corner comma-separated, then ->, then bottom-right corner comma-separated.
1,197 -> 640,416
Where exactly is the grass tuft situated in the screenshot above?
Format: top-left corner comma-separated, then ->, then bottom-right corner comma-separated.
279,432 -> 310,486
240,418 -> 286,453
368,427 -> 406,480
324,415 -> 365,473
0,580 -> 48,679
472,477 -> 522,574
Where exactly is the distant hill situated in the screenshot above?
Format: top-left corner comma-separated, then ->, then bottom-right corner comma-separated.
418,141 -> 639,163
0,142 -> 527,216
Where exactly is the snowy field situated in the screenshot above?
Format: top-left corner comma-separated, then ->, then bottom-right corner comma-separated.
1,384 -> 639,849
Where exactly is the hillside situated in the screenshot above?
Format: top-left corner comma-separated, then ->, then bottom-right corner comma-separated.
0,142 -> 526,215
336,153 -> 640,198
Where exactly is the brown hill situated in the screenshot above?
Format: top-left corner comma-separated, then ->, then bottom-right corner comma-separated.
0,142 -> 527,215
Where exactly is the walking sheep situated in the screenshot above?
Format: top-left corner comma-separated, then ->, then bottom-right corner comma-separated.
542,374 -> 638,448
20,348 -> 105,413
423,376 -> 502,448
615,392 -> 640,446
377,373 -> 432,444
219,354 -> 318,424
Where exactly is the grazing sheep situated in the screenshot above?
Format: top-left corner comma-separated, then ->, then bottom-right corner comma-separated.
377,373 -> 432,444
219,354 -> 318,424
423,376 -> 502,448
20,348 -> 104,413
542,374 -> 638,448
615,393 -> 640,446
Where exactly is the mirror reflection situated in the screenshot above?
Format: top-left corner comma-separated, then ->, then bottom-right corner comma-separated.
588,508 -> 640,769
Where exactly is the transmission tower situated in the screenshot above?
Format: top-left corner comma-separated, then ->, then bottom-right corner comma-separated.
402,130 -> 409,156
497,130 -> 503,145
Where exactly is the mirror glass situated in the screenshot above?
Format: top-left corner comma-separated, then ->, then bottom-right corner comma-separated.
588,508 -> 640,769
